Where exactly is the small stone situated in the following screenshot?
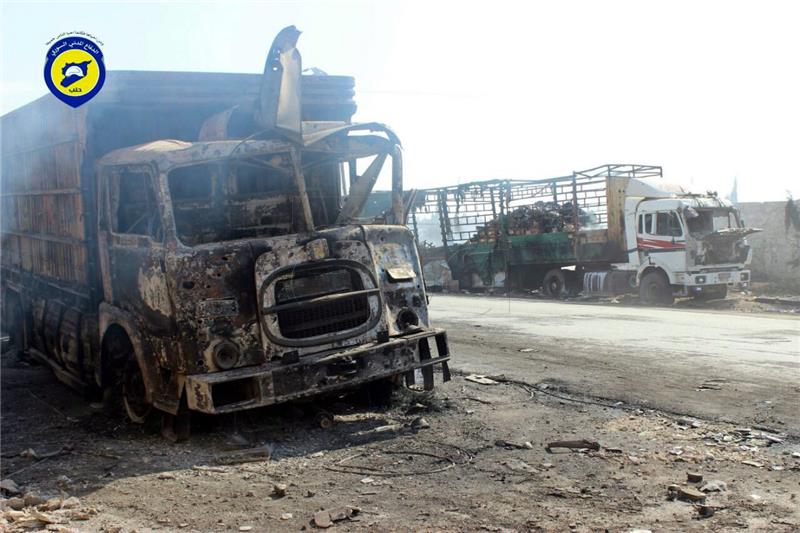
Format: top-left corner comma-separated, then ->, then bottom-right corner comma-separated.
22,492 -> 45,507
677,486 -> 706,502
310,451 -> 325,458
698,504 -> 715,518
42,498 -> 63,511
280,513 -> 293,520
328,506 -> 356,521
60,496 -> 81,509
0,479 -> 21,495
157,472 -> 176,480
687,472 -> 703,483
70,509 -> 92,520
700,480 -> 727,493
791,452 -> 800,459
305,490 -> 315,498
411,417 -> 430,430
360,477 -> 374,484
313,510 -> 332,528
741,460 -> 763,468
239,526 -> 253,531
6,497 -> 25,510
272,483 -> 288,498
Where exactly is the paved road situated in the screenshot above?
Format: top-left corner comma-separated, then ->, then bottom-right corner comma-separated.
429,294 -> 800,434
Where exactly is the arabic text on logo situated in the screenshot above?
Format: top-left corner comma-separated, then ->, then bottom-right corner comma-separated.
44,35 -> 105,108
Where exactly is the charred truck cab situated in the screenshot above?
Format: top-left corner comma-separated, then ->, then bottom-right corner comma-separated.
1,26 -> 450,436
97,129 -> 449,418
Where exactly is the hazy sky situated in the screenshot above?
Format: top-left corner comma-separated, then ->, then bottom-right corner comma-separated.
2,0 -> 798,201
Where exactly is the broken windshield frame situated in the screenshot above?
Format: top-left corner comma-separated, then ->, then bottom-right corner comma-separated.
684,206 -> 741,238
163,135 -> 404,247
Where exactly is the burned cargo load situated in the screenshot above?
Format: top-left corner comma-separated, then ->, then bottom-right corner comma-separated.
1,26 -> 450,439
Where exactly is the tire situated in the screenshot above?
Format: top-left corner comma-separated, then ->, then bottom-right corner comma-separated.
639,271 -> 674,306
693,285 -> 728,301
542,269 -> 567,299
102,330 -> 151,423
122,358 -> 152,424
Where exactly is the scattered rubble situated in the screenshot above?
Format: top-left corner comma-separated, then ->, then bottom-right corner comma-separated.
0,495 -> 97,532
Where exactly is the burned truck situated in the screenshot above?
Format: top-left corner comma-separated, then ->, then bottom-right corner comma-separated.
411,164 -> 758,304
1,27 -> 450,438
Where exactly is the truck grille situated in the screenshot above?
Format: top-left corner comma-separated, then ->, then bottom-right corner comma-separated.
264,263 -> 378,342
277,292 -> 370,339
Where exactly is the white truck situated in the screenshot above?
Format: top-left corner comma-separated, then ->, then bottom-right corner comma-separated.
411,164 -> 759,304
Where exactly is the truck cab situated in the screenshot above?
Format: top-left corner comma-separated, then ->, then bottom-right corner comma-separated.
95,124 -> 450,423
625,193 -> 756,304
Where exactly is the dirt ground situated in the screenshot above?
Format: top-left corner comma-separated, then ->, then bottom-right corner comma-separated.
2,344 -> 799,532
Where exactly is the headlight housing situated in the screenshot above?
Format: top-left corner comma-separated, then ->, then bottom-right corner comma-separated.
213,341 -> 240,370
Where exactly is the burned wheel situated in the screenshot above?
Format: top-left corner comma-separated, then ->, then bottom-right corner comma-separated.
122,358 -> 151,424
639,271 -> 674,306
102,328 -> 151,423
542,269 -> 567,299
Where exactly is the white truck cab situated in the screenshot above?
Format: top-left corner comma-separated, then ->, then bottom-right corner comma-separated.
621,181 -> 757,304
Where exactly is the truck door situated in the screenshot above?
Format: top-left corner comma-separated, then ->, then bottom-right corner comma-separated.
637,210 -> 686,269
98,165 -> 174,333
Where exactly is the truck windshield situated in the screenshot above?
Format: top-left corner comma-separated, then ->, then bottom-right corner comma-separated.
167,153 -> 341,245
685,207 -> 740,237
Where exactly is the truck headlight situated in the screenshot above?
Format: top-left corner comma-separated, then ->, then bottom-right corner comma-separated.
695,275 -> 706,284
213,341 -> 240,370
397,308 -> 419,331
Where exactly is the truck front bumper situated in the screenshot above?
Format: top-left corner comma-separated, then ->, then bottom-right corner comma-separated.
185,329 -> 451,414
676,269 -> 750,287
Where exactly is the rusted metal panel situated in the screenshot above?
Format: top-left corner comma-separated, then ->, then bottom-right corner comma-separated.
256,25 -> 303,141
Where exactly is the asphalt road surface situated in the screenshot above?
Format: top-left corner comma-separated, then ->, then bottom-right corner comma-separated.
429,294 -> 800,435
